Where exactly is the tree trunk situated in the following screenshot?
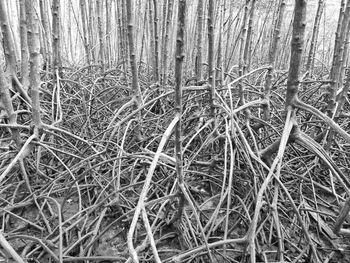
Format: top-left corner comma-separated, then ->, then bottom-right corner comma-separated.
327,0 -> 350,117
80,0 -> 91,67
174,0 -> 186,186
152,0 -> 160,82
97,0 -> 105,72
285,0 -> 307,108
26,0 -> 42,134
161,0 -> 173,85
262,0 -> 286,121
0,0 -> 17,74
238,0 -> 250,106
105,0 -> 112,67
52,0 -> 62,73
208,0 -> 216,123
243,0 -> 256,73
195,0 -> 204,81
0,60 -> 21,146
305,0 -> 325,75
126,0 -> 143,141
39,0 -> 51,68
19,0 -> 29,90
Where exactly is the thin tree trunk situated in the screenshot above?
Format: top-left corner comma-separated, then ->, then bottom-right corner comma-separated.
208,0 -> 216,123
80,0 -> 91,67
257,3 -> 309,262
237,0 -> 250,106
243,0 -> 256,73
172,0 -> 187,248
225,5 -> 243,73
97,0 -> 105,72
88,0 -> 96,63
325,1 -> 350,149
39,0 -> 52,68
26,0 -> 42,134
160,0 -> 167,52
285,0 -> 307,109
339,17 -> 350,82
152,0 -> 160,82
216,0 -> 225,86
161,0 -> 173,85
251,1 -> 272,65
52,0 -> 62,73
327,0 -> 350,118
105,0 -> 111,67
262,0 -> 286,121
126,0 -> 143,141
117,0 -> 125,68
223,1 -> 234,73
67,0 -> 73,62
122,0 -> 129,72
148,0 -> 156,81
196,0 -> 204,81
175,0 -> 186,188
138,2 -> 148,72
0,0 -> 30,105
0,0 -> 17,74
331,0 -> 346,78
0,61 -> 21,146
19,0 -> 29,90
305,0 -> 325,75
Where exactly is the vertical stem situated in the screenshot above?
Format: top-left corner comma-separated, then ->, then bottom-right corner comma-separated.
52,0 -> 62,73
263,0 -> 286,121
26,0 -> 42,134
80,0 -> 91,67
305,0 -> 325,75
153,0 -> 160,82
40,0 -> 52,67
216,0 -> 225,86
117,0 -> 124,66
175,0 -> 186,186
243,0 -> 256,73
285,0 -> 307,109
339,17 -> 350,82
19,0 -> 29,89
122,0 -> 129,71
238,0 -> 250,105
161,0 -> 173,85
196,0 -> 204,81
0,0 -> 17,74
148,0 -> 156,81
88,0 -> 96,63
105,0 -> 111,67
126,0 -> 143,140
208,0 -> 216,122
0,63 -> 21,146
327,0 -> 350,117
138,2 -> 148,72
97,0 -> 105,71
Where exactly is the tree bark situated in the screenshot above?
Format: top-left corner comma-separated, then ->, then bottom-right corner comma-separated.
26,0 -> 42,134
0,0 -> 17,74
97,0 -> 105,71
80,0 -> 91,67
305,0 -> 325,75
208,0 -> 216,122
126,0 -> 143,141
196,0 -> 204,81
19,0 -> 29,90
52,0 -> 62,73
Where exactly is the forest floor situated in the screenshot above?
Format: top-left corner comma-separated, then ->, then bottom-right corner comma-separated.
1,66 -> 350,262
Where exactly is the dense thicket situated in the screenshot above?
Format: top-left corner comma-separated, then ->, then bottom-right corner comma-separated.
0,0 -> 350,262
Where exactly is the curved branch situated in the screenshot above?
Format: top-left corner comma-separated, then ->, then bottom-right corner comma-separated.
294,99 -> 350,144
